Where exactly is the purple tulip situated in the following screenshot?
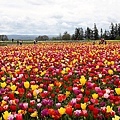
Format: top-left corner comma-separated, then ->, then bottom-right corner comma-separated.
41,109 -> 49,117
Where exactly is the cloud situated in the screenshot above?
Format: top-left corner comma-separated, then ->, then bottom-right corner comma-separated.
0,0 -> 120,35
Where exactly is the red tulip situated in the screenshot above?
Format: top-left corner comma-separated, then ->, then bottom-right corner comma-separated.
58,94 -> 66,102
85,90 -> 90,95
9,104 -> 17,112
88,105 -> 94,111
84,97 -> 89,103
8,93 -> 15,100
16,114 -> 23,120
74,103 -> 81,109
28,108 -> 34,113
65,106 -> 73,116
0,106 -> 4,112
17,88 -> 25,97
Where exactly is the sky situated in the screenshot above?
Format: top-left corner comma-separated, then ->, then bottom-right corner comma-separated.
0,0 -> 120,35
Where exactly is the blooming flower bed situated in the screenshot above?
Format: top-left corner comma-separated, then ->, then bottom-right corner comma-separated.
0,42 -> 120,120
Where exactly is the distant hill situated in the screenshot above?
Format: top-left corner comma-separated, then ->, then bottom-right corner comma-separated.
7,35 -> 38,40
7,35 -> 58,40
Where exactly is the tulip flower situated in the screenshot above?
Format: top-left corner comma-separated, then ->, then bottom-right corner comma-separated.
112,115 -> 120,120
92,93 -> 98,99
115,88 -> 120,95
1,82 -> 7,88
2,111 -> 11,120
65,106 -> 73,116
81,103 -> 87,110
65,91 -> 70,97
33,68 -> 38,72
26,65 -> 32,71
24,81 -> 30,89
58,107 -> 66,115
16,114 -> 23,120
41,109 -> 49,117
8,114 -> 14,120
74,110 -> 82,117
9,105 -> 17,112
108,69 -> 113,75
106,106 -> 112,113
31,85 -> 38,90
1,76 -> 6,81
58,94 -> 66,102
80,75 -> 86,85
30,111 -> 38,117
33,90 -> 39,97
1,100 -> 7,106
10,85 -> 17,91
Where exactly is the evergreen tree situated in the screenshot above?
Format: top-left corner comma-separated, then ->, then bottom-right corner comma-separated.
110,23 -> 115,39
114,23 -> 118,38
103,30 -> 110,40
74,28 -> 79,40
74,28 -> 84,40
118,23 -> 120,36
93,23 -> 99,40
85,27 -> 91,39
90,30 -> 94,40
100,28 -> 103,38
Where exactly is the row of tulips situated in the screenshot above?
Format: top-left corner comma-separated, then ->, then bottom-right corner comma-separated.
0,42 -> 120,120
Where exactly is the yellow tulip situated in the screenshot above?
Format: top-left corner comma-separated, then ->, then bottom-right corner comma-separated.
80,75 -> 86,85
106,106 -> 112,113
38,88 -> 43,93
3,111 -> 11,120
18,110 -> 26,115
112,115 -> 120,120
24,81 -> 30,89
31,85 -> 38,90
1,100 -> 7,106
81,103 -> 87,110
11,85 -> 17,91
26,65 -> 32,71
65,91 -> 70,97
40,70 -> 46,76
1,77 -> 6,81
49,84 -> 54,87
58,107 -> 66,115
107,61 -> 111,66
33,90 -> 39,97
30,111 -> 38,117
92,93 -> 98,99
115,88 -> 120,95
61,70 -> 66,75
1,67 -> 6,71
66,67 -> 70,72
1,82 -> 7,88
111,61 -> 114,65
108,69 -> 113,75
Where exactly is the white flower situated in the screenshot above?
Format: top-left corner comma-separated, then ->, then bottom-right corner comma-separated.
105,89 -> 110,94
98,74 -> 102,78
103,93 -> 109,98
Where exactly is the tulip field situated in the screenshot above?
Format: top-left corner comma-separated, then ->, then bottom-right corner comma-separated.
0,42 -> 120,120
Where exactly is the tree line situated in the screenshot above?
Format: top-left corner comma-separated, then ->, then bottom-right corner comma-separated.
60,23 -> 120,40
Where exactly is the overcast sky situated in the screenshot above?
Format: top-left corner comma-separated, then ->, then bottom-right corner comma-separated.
0,0 -> 120,35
